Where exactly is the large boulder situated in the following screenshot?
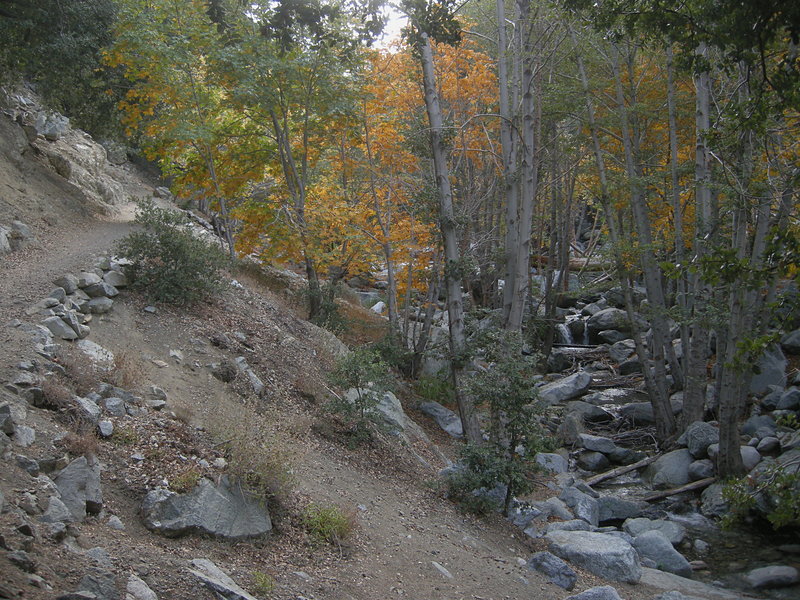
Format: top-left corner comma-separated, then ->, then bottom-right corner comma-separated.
578,433 -> 617,454
141,476 -> 271,539
632,530 -> 692,577
682,421 -> 719,459
645,449 -> 693,490
565,401 -> 613,424
538,371 -> 592,405
419,401 -> 462,438
546,530 -> 642,584
535,452 -> 569,474
620,399 -> 683,426
560,486 -> 600,526
700,483 -> 728,518
744,565 -> 799,589
781,329 -> 800,355
750,345 -> 787,395
54,456 -> 103,521
527,551 -> 577,590
598,497 -> 645,523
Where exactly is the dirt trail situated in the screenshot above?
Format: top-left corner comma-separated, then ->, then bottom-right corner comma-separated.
0,155 -> 664,600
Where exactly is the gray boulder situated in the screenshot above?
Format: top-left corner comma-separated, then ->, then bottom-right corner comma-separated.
538,371 -> 592,405
598,497 -> 645,523
87,298 -> 114,314
527,551 -> 577,590
742,414 -> 777,438
632,530 -> 692,577
40,496 -> 74,523
78,271 -> 102,288
688,459 -> 715,481
646,449 -> 693,489
35,111 -> 70,140
535,452 -> 569,474
700,483 -> 728,518
75,396 -> 102,423
102,270 -> 128,288
750,345 -> 787,395
560,486 -> 600,526
682,421 -> 719,459
777,388 -> 800,410
557,412 -> 585,446
609,339 -> 637,363
546,519 -> 593,533
419,400 -> 463,438
126,575 -> 157,600
587,308 -> 631,338
84,281 -> 119,298
546,530 -> 641,583
622,518 -> 685,545
619,398 -> 682,426
54,456 -> 102,521
78,566 -> 119,600
740,446 -> 762,471
577,451 -> 610,472
744,565 -> 799,589
578,433 -> 618,454
42,315 -> 79,340
597,330 -> 629,344
141,476 -> 271,539
188,558 -> 258,600
565,400 -> 613,423
54,274 -> 80,294
781,329 -> 800,355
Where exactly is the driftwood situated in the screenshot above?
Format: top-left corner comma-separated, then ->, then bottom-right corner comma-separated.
642,477 -> 716,502
585,455 -> 659,487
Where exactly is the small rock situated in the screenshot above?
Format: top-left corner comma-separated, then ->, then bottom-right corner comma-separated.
98,421 -> 114,438
126,574 -> 157,600
14,424 -> 36,447
16,455 -> 40,477
431,561 -> 453,579
577,451 -> 610,472
8,550 -> 36,573
632,530 -> 692,577
565,585 -> 622,600
107,515 -> 125,531
188,558 -> 257,600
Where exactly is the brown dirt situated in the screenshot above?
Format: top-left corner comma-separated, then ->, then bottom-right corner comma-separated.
0,117 -> 664,600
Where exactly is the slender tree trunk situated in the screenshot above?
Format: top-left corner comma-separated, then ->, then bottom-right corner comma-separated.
418,33 -> 481,444
506,0 -> 539,331
612,44 -> 676,442
498,0 -> 520,325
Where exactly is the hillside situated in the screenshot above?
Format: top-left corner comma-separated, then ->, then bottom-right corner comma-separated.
0,96 -> 680,600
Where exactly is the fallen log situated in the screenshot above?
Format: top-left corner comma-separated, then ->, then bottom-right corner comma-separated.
585,455 -> 659,487
643,477 -> 716,502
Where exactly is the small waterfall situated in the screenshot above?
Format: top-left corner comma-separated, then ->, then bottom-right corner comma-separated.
555,323 -> 573,345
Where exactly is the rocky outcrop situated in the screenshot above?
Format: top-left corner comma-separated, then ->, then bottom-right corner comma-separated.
141,476 -> 271,540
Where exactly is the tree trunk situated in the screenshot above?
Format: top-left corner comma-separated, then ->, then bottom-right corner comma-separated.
418,33 -> 481,444
611,44 -> 676,442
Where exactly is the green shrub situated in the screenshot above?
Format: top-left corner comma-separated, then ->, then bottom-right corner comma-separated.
370,332 -> 413,374
307,282 -> 347,333
722,459 -> 800,530
117,200 -> 229,305
454,329 -> 554,515
302,503 -> 354,545
414,374 -> 455,404
325,348 -> 393,444
251,571 -> 275,597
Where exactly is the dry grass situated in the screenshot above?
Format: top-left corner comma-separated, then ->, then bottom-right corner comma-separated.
55,346 -> 98,396
203,403 -> 297,505
61,431 -> 100,458
103,347 -> 144,390
39,378 -> 73,410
